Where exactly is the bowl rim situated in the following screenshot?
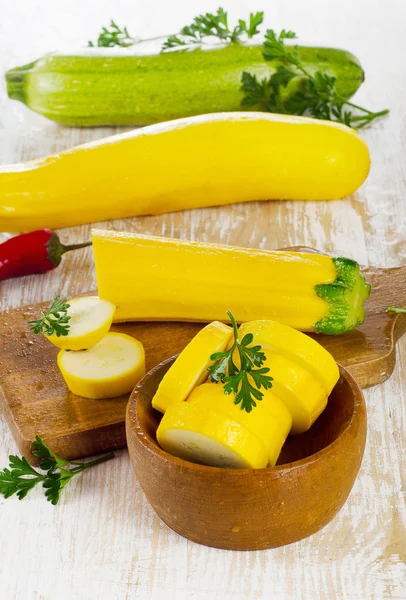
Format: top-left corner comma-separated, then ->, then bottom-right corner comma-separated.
127,355 -> 366,476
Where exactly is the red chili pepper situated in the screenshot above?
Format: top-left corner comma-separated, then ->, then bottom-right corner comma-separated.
0,229 -> 91,281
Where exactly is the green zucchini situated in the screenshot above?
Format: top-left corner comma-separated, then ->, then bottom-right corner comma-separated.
6,44 -> 364,127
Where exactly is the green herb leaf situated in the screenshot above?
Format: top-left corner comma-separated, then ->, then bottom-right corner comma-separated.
0,436 -> 115,504
241,28 -> 389,129
0,455 -> 44,500
241,67 -> 297,113
28,296 -> 71,337
262,29 -> 299,64
246,12 -> 265,38
161,35 -> 188,51
208,311 -> 273,413
88,19 -> 135,48
162,8 -> 264,51
42,469 -> 75,505
32,434 -> 69,472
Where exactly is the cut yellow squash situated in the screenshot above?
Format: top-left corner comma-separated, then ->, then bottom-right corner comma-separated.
0,112 -> 370,232
93,230 -> 371,335
237,320 -> 339,393
236,320 -> 339,434
58,332 -> 145,399
187,383 -> 292,467
263,353 -> 328,434
155,318 -> 339,467
152,321 -> 232,414
156,401 -> 269,469
46,296 -> 116,350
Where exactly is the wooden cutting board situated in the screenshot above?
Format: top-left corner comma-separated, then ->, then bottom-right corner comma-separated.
0,253 -> 405,460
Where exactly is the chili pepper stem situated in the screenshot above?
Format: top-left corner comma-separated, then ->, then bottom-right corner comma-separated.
46,233 -> 92,268
61,241 -> 92,254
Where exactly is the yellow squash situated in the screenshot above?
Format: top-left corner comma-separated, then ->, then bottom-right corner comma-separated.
187,383 -> 292,467
58,332 -> 145,399
238,320 -> 339,433
45,296 -> 116,351
93,230 -> 371,335
156,318 -> 339,467
157,401 -> 269,469
237,320 -> 339,393
0,113 -> 370,232
152,321 -> 232,413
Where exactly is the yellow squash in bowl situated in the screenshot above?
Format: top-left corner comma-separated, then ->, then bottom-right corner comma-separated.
0,112 -> 369,232
152,321 -> 233,414
156,319 -> 340,468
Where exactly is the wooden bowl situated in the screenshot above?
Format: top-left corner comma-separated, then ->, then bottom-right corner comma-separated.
126,357 -> 367,550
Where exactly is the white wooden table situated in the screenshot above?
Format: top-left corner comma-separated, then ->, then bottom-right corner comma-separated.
1,1 -> 405,598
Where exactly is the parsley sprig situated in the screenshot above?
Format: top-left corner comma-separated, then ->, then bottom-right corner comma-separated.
0,436 -> 114,505
88,20 -> 136,48
162,8 -> 264,51
89,9 -> 263,51
208,311 -> 273,412
28,296 -> 71,337
241,29 -> 389,129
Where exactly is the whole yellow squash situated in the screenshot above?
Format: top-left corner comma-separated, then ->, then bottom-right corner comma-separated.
0,112 -> 370,232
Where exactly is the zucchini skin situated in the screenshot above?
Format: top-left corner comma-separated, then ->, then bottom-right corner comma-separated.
6,44 -> 364,126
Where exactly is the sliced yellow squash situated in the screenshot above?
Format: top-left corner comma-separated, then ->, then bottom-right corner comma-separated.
231,320 -> 339,434
46,296 -> 116,350
156,401 -> 269,469
188,383 -> 292,466
58,332 -> 145,399
151,321 -> 232,414
266,352 -> 328,434
237,320 -> 339,393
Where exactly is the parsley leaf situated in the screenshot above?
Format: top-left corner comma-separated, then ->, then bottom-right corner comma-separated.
89,10 -> 264,52
262,29 -> 298,64
28,296 -> 71,337
241,28 -> 389,129
208,311 -> 273,412
246,11 -> 265,38
161,35 -> 188,50
241,68 -> 296,113
42,469 -> 76,505
32,434 -> 70,472
88,20 -> 135,48
0,455 -> 44,500
0,437 -> 115,504
162,8 -> 264,51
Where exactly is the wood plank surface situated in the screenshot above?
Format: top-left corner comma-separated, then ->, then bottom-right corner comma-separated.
0,261 -> 404,461
0,1 -> 405,599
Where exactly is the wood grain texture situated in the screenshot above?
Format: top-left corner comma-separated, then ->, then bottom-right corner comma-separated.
0,259 -> 404,461
0,0 -> 405,599
127,359 -> 367,550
